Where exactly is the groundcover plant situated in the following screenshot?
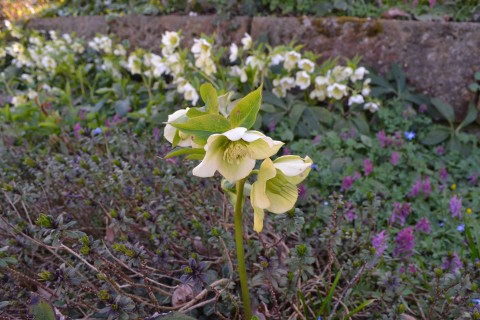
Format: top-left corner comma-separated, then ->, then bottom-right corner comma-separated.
1,20 -> 480,319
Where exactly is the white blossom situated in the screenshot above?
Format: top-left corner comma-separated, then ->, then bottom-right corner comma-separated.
364,102 -> 380,113
229,43 -> 238,62
241,33 -> 252,50
351,67 -> 368,82
298,59 -> 315,73
284,51 -> 301,71
348,94 -> 365,106
327,83 -> 348,100
230,66 -> 248,83
295,71 -> 311,90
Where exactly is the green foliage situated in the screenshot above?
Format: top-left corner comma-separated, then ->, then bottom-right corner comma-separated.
28,294 -> 57,320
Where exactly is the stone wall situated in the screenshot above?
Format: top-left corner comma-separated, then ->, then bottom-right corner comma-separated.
27,15 -> 480,120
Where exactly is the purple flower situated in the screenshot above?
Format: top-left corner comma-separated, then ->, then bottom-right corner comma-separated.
400,263 -> 417,274
390,202 -> 411,226
404,131 -> 416,140
421,177 -> 431,198
268,121 -> 276,132
92,127 -> 103,136
390,152 -> 400,166
450,195 -> 462,219
153,127 -> 160,141
418,104 -> 428,113
416,217 -> 431,234
363,159 -> 374,176
344,201 -> 357,222
442,252 -> 462,273
377,130 -> 392,148
468,174 -> 478,186
298,184 -> 307,199
372,230 -> 388,256
457,224 -> 465,232
435,146 -> 445,155
429,0 -> 436,8
73,123 -> 82,139
341,172 -> 361,191
409,177 -> 431,198
282,147 -> 291,155
312,135 -> 321,144
439,168 -> 448,182
394,131 -> 404,147
408,179 -> 422,198
393,227 -> 415,259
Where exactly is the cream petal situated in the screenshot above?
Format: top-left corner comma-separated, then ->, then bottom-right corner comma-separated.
167,108 -> 189,122
274,155 -> 312,177
192,136 -> 226,178
251,180 -> 270,209
248,138 -> 284,160
163,124 -> 176,144
265,175 -> 299,214
222,127 -> 248,141
241,130 -> 266,142
217,156 -> 256,183
253,207 -> 265,233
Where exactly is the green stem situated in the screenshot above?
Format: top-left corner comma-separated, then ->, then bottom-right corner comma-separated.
234,178 -> 252,320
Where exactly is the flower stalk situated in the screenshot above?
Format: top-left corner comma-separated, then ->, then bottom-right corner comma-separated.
234,178 -> 252,319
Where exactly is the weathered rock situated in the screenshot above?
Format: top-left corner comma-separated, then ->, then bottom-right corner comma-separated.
26,15 -> 480,120
251,16 -> 479,121
27,16 -> 108,38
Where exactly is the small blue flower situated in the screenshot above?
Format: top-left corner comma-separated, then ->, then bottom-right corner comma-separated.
457,224 -> 465,232
92,127 -> 103,136
323,201 -> 329,206
404,131 -> 416,140
317,317 -> 322,320
438,220 -> 445,227
311,164 -> 318,171
473,299 -> 480,305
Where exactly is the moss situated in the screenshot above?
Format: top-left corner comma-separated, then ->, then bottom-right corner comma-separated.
311,17 -> 383,38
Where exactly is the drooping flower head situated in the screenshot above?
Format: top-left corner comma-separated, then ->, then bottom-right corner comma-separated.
393,227 -> 415,259
250,155 -> 312,232
372,230 -> 388,257
164,108 -> 199,147
415,217 -> 431,234
450,195 -> 462,219
192,127 -> 283,183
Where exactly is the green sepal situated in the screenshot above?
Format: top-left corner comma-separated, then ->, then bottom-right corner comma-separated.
165,148 -> 206,159
200,83 -> 219,114
229,85 -> 263,129
186,108 -> 208,118
171,114 -> 231,145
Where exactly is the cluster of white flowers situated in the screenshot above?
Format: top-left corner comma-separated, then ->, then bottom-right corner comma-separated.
191,38 -> 216,76
0,23 -> 378,112
88,35 -> 113,54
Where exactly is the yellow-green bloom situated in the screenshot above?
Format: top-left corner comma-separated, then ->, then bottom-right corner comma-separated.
251,155 -> 312,232
192,127 -> 283,183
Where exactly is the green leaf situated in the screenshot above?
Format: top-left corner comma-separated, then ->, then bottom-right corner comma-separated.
344,299 -> 376,319
200,83 -> 219,114
317,268 -> 342,315
431,98 -> 455,124
165,148 -> 205,159
186,108 -> 208,118
114,99 -> 130,116
29,294 -> 56,320
457,101 -> 478,132
229,85 -> 262,129
421,127 -> 451,145
468,83 -> 479,92
172,114 -> 231,145
475,71 -> 480,81
391,63 -> 406,95
289,103 -> 306,131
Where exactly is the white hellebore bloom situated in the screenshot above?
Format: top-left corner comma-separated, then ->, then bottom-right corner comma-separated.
351,67 -> 368,82
192,127 -> 283,183
164,108 -> 199,147
191,38 -> 211,58
229,43 -> 238,62
332,66 -> 353,82
362,78 -> 372,96
162,31 -> 180,52
182,83 -> 199,106
295,71 -> 311,90
41,56 -> 57,72
230,66 -> 248,83
241,33 -> 253,50
327,83 -> 348,100
284,51 -> 301,71
364,102 -> 380,113
269,54 -> 284,66
348,94 -> 365,106
298,59 -> 315,73
250,156 -> 312,232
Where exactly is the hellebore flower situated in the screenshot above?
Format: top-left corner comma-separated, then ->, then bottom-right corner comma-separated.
250,156 -> 312,232
192,127 -> 283,183
164,108 -> 199,147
